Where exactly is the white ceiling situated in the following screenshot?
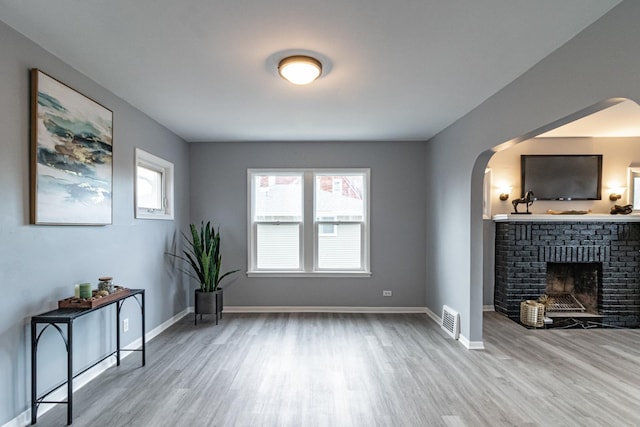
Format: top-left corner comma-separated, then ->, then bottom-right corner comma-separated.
0,0 -> 626,142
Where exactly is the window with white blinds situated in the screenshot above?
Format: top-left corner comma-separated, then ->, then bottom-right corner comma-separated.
248,169 -> 370,276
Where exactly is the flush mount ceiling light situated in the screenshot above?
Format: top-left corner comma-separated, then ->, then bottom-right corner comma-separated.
278,55 -> 322,85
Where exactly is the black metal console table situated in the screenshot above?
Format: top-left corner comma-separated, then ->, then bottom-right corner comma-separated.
31,288 -> 145,425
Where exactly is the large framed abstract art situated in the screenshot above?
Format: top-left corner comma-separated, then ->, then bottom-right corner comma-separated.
30,69 -> 113,225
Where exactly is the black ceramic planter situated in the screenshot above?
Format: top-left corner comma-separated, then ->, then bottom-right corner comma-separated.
194,288 -> 223,325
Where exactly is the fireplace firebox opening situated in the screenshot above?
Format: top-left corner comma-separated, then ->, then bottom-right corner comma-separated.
545,262 -> 601,314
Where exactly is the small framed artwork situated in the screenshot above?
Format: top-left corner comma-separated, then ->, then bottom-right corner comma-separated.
30,69 -> 113,225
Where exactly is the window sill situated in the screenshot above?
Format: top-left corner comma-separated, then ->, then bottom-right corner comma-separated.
136,211 -> 174,220
246,271 -> 372,278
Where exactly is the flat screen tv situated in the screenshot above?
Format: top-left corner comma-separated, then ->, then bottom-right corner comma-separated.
520,154 -> 602,200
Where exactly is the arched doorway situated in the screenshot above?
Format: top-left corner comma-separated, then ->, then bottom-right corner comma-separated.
472,98 -> 640,338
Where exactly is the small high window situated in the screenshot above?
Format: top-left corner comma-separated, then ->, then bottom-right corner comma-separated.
135,148 -> 174,220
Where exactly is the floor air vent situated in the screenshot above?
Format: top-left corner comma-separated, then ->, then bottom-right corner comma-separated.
441,305 -> 460,339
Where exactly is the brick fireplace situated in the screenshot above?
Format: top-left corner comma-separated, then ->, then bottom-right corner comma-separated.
494,219 -> 640,327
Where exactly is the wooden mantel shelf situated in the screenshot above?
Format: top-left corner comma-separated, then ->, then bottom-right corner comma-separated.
492,213 -> 640,222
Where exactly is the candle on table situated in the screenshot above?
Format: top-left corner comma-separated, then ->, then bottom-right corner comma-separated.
79,283 -> 92,299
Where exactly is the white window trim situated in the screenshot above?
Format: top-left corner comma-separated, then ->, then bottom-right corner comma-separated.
135,148 -> 174,220
628,164 -> 640,211
247,168 -> 371,277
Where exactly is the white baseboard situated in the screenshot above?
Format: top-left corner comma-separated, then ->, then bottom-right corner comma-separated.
4,308 -> 191,427
424,306 -> 441,324
223,306 -> 427,314
459,334 -> 486,350
483,305 -> 495,312
1,409 -> 30,427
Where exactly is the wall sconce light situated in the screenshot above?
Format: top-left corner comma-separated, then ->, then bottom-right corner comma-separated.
499,186 -> 512,201
278,55 -> 322,85
609,187 -> 626,201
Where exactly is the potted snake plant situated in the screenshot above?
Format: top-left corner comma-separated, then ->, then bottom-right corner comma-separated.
171,221 -> 239,325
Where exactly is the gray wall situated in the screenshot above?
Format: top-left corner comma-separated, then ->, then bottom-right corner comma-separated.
0,21 -> 190,425
426,0 -> 640,344
189,141 -> 427,307
482,219 -> 495,307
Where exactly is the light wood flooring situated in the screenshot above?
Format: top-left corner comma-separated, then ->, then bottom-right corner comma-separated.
34,312 -> 640,426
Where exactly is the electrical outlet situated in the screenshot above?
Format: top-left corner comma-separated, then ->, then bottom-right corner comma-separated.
383,290 -> 392,297
123,318 -> 129,332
